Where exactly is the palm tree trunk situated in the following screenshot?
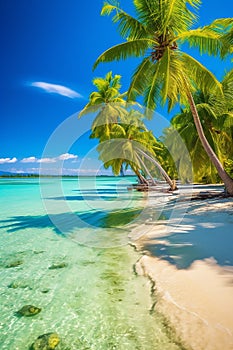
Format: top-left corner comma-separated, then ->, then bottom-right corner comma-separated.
135,154 -> 157,186
187,89 -> 233,195
120,164 -> 125,176
134,168 -> 149,185
136,148 -> 177,191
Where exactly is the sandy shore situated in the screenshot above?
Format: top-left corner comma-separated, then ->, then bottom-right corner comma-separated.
133,196 -> 233,350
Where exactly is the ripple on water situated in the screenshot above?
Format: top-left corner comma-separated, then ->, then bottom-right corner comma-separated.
0,229 -> 185,350
0,178 -> 186,349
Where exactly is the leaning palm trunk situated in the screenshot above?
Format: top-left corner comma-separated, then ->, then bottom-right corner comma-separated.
136,148 -> 177,191
186,89 -> 233,195
134,168 -> 149,185
135,153 -> 157,186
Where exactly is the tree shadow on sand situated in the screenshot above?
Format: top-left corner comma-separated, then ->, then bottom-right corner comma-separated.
142,198 -> 233,269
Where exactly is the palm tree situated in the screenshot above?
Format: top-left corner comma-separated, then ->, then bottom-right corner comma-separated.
93,0 -> 233,194
79,71 -> 128,139
98,115 -> 176,189
79,72 -> 149,183
163,68 -> 233,183
79,71 -> 176,189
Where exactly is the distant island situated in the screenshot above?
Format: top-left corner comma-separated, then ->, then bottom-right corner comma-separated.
0,171 -> 133,178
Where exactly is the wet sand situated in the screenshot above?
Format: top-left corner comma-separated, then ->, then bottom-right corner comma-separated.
134,197 -> 233,350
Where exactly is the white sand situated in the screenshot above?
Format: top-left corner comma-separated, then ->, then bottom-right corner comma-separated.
134,197 -> 233,350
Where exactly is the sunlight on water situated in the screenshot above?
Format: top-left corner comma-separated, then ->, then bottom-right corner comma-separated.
0,177 -> 185,349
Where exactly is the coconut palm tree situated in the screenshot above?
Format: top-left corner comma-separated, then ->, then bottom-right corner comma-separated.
79,71 -> 176,189
93,0 -> 233,194
163,68 -> 233,183
79,71 -> 128,139
79,72 -> 147,183
98,115 -> 177,189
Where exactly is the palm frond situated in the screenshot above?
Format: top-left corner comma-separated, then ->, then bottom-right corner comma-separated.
113,11 -> 149,39
196,103 -> 217,119
111,74 -> 122,89
205,18 -> 233,32
222,112 -> 233,129
143,61 -> 162,111
143,50 -> 185,111
102,1 -> 149,40
127,56 -> 153,101
78,103 -> 101,118
163,0 -> 177,32
182,53 -> 222,95
93,77 -> 108,91
133,0 -> 159,27
163,0 -> 200,34
221,68 -> 233,108
186,0 -> 201,8
93,39 -> 155,70
101,1 -> 119,16
177,28 -> 222,56
221,28 -> 233,58
159,48 -> 171,104
199,18 -> 233,58
110,123 -> 127,137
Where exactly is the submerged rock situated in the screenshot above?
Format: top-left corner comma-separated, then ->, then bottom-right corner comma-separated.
30,333 -> 60,350
16,305 -> 41,317
48,262 -> 68,270
41,288 -> 50,294
5,260 -> 23,268
8,281 -> 31,289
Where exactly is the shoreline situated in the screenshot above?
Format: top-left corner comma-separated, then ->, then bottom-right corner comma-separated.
131,196 -> 233,350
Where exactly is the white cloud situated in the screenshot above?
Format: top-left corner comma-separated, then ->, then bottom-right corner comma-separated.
57,153 -> 78,161
8,157 -> 17,163
14,170 -> 25,174
19,153 -> 78,164
0,157 -> 17,164
21,156 -> 38,163
0,154 -> 79,173
31,81 -> 82,99
37,157 -> 57,163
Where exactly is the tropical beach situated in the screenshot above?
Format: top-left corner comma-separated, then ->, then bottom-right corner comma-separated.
134,193 -> 233,350
0,178 -> 233,349
1,0 -> 233,349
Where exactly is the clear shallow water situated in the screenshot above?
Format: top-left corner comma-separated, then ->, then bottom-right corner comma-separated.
0,177 -> 184,350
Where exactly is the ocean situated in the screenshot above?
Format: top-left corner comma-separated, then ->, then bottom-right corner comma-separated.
0,176 -> 184,349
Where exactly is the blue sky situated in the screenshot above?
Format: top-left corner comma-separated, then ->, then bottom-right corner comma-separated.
1,0 -> 232,174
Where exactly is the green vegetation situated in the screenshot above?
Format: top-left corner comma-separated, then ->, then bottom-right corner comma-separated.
91,0 -> 233,194
79,72 -> 177,189
162,69 -> 233,183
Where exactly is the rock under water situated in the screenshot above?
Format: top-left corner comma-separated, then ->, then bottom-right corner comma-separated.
30,333 -> 60,350
16,305 -> 41,317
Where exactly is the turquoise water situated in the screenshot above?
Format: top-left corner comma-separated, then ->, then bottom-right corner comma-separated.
0,177 -> 185,349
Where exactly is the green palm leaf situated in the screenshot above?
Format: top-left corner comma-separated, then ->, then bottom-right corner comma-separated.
143,61 -> 161,111
127,56 -> 154,101
206,18 -> 233,32
78,102 -> 102,118
93,39 -> 155,70
196,103 -> 217,119
181,53 -> 223,94
177,28 -> 222,56
90,0 -> 233,190
102,2 -> 148,40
